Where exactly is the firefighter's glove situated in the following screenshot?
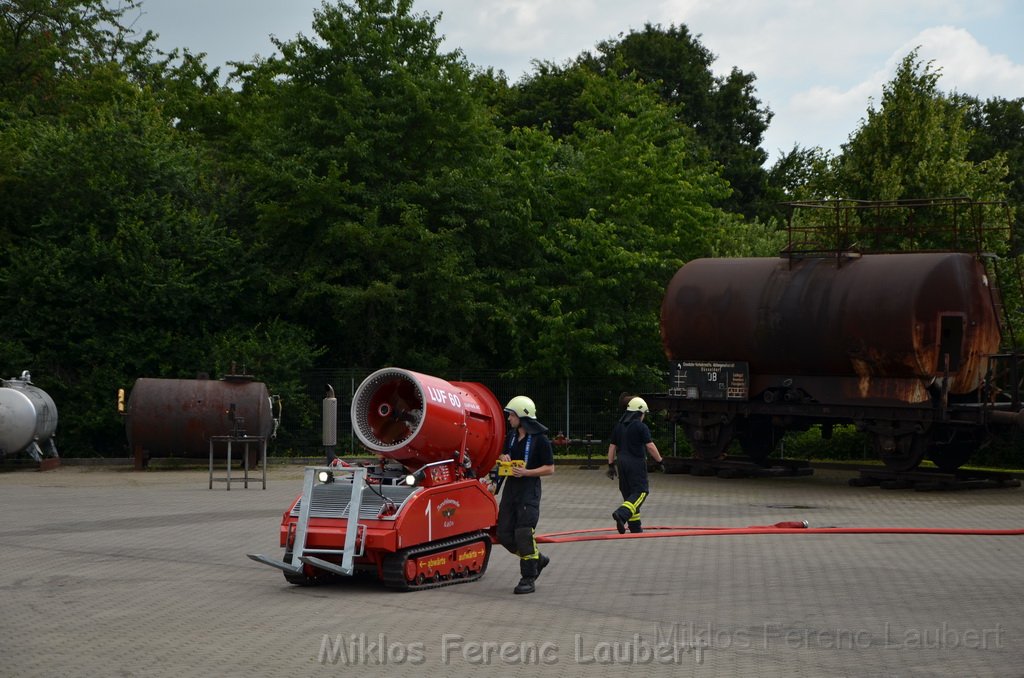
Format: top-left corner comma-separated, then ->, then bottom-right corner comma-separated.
606,463 -> 617,480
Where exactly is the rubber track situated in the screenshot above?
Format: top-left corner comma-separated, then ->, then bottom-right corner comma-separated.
382,531 -> 492,591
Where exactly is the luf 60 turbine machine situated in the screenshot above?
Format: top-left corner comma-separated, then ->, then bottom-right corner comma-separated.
248,368 -> 505,590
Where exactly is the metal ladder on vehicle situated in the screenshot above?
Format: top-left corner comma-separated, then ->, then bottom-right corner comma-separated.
246,465 -> 367,577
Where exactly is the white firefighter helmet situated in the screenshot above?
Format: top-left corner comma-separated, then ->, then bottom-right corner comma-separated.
504,395 -> 548,434
626,396 -> 649,414
504,395 -> 537,419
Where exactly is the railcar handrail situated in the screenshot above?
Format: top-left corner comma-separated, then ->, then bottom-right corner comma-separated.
780,197 -> 1013,259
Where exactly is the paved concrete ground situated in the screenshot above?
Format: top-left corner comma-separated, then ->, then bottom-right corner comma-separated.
2,463 -> 1023,677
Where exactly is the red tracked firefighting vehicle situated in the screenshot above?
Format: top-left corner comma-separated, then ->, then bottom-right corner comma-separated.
248,368 -> 505,590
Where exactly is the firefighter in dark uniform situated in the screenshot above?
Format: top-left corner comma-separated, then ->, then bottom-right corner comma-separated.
496,395 -> 555,594
607,397 -> 663,534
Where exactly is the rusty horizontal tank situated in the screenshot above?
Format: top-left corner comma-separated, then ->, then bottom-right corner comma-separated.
661,252 -> 1001,403
0,371 -> 59,461
124,375 -> 277,462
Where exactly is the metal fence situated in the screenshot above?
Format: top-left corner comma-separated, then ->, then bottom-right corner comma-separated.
279,367 -> 665,458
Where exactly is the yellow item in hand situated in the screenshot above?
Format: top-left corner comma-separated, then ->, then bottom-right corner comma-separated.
496,459 -> 526,476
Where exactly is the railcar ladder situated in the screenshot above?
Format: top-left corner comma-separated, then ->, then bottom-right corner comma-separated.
979,250 -> 1024,409
985,254 -> 1024,351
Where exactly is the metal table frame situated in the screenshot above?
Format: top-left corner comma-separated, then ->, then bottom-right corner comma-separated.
208,435 -> 267,490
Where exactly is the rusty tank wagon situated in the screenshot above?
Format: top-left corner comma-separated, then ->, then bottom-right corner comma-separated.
647,198 -> 1024,472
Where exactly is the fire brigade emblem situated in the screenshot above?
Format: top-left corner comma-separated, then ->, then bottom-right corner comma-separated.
437,498 -> 460,526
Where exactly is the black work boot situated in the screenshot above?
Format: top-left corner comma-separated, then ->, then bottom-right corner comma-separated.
628,520 -> 643,534
514,577 -> 536,594
612,508 -> 628,534
536,553 -> 551,578
514,558 -> 539,594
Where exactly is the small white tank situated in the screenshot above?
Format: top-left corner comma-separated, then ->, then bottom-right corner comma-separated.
0,371 -> 59,461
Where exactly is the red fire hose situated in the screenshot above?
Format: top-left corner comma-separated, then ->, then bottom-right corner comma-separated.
535,521 -> 1024,544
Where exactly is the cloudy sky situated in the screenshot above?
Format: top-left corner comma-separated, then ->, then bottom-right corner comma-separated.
131,0 -> 1024,165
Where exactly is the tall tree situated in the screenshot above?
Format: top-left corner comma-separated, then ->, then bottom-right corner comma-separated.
832,50 -> 1007,205
494,69 -> 734,378
604,25 -> 772,219
502,23 -> 773,220
0,0 -> 156,117
0,1 -> 319,454
225,0 -> 514,372
960,95 -> 1024,210
0,94 -> 255,452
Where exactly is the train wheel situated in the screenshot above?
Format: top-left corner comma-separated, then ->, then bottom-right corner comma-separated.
687,423 -> 734,461
738,436 -> 771,467
928,441 -> 976,473
738,421 -> 779,467
875,432 -> 929,471
692,439 -> 730,461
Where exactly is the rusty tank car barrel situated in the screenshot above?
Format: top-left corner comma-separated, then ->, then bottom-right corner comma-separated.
351,367 -> 504,478
125,376 -> 275,459
661,253 -> 1001,399
0,371 -> 58,458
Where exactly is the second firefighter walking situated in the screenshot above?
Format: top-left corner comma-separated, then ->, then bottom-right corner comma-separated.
607,396 -> 663,534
